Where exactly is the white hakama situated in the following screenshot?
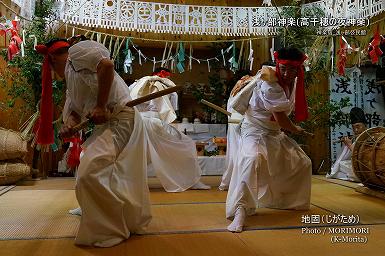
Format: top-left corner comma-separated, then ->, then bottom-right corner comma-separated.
64,41 -> 151,247
129,77 -> 202,192
327,145 -> 359,182
219,108 -> 242,190
75,108 -> 151,247
142,112 -> 201,192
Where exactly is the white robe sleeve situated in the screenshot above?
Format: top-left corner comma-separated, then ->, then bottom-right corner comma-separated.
258,81 -> 291,113
62,94 -> 72,124
68,41 -> 110,72
170,92 -> 178,111
62,90 -> 82,124
228,78 -> 257,115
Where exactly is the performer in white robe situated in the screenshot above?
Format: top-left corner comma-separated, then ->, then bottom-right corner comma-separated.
37,38 -> 151,247
327,107 -> 367,182
219,70 -> 271,191
218,99 -> 242,191
129,68 -> 210,192
226,47 -> 312,232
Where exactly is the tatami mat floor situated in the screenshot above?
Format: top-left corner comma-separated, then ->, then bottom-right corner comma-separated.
1,175 -> 385,255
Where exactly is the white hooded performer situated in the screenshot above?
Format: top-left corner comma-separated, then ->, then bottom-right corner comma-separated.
327,107 -> 366,182
129,68 -> 210,192
40,38 -> 151,247
226,47 -> 312,233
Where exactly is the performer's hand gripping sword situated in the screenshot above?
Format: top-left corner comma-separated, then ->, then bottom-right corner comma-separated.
68,85 -> 183,135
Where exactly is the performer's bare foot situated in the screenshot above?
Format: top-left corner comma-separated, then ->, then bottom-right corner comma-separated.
69,207 -> 82,216
190,181 -> 211,190
227,207 -> 245,233
218,183 -> 229,191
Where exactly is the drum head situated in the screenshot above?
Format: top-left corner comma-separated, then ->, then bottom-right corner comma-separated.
352,127 -> 385,190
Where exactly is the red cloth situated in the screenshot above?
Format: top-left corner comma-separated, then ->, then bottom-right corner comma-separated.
368,25 -> 383,64
273,51 -> 308,122
7,39 -> 19,60
152,70 -> 171,78
35,41 -> 70,146
7,35 -> 22,60
64,135 -> 82,168
337,37 -> 347,76
5,19 -> 21,60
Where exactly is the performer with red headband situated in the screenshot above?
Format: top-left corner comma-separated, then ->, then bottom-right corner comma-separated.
128,67 -> 210,192
225,47 -> 312,232
36,38 -> 151,247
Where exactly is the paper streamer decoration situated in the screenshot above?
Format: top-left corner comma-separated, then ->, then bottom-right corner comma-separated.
161,41 -> 168,67
221,49 -> 226,66
124,48 -> 133,74
188,44 -> 192,70
102,34 -> 108,45
248,40 -> 254,70
229,42 -> 238,73
21,29 -> 25,57
176,42 -> 185,73
165,41 -> 174,68
108,35 -> 113,53
29,34 -> 37,48
138,49 -> 143,65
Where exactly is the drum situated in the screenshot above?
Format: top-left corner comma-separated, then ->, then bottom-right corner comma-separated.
352,127 -> 385,190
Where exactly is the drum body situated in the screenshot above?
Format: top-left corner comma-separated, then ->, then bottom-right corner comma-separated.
352,127 -> 385,190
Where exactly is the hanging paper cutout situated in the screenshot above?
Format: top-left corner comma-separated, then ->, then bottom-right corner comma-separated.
123,39 -> 133,74
29,34 -> 37,48
165,41 -> 174,68
161,41 -> 168,67
229,42 -> 238,73
138,49 -> 143,65
176,42 -> 185,73
21,29 -> 25,57
221,49 -> 226,66
188,44 -> 192,71
248,40 -> 254,71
